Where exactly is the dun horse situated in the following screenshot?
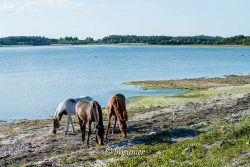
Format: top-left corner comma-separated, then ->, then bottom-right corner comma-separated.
76,100 -> 105,145
52,96 -> 93,134
106,94 -> 128,140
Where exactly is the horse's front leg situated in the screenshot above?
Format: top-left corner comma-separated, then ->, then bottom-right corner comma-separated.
87,121 -> 92,145
80,122 -> 86,143
78,117 -> 85,143
64,115 -> 70,135
105,113 -> 112,141
82,122 -> 86,143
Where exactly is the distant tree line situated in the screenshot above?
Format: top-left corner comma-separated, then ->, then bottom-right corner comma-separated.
101,35 -> 224,45
1,35 -> 250,46
0,36 -> 58,45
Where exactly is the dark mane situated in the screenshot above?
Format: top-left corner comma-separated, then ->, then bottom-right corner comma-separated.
68,99 -> 76,103
58,109 -> 67,121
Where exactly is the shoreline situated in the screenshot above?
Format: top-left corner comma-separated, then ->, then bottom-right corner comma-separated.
0,74 -> 249,123
1,43 -> 250,48
1,74 -> 250,122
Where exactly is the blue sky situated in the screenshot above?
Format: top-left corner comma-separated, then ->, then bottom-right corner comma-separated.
0,0 -> 250,39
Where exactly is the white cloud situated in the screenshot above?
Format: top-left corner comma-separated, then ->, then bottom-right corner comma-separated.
0,0 -> 88,13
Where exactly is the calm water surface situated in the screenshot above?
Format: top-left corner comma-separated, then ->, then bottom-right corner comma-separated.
0,45 -> 250,120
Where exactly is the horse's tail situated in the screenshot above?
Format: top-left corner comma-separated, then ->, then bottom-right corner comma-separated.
119,94 -> 127,121
113,97 -> 125,122
123,102 -> 128,122
92,101 -> 103,126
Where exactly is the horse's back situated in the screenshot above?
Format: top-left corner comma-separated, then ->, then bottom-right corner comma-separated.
111,94 -> 125,100
76,100 -> 94,121
75,96 -> 93,103
57,97 -> 92,113
76,100 -> 90,112
107,94 -> 127,118
56,100 -> 70,112
108,93 -> 126,108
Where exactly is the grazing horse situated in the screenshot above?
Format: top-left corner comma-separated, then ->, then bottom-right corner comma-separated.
106,94 -> 128,140
76,100 -> 105,145
52,96 -> 93,134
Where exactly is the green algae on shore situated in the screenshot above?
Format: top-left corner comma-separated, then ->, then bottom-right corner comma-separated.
124,75 -> 250,90
125,75 -> 250,114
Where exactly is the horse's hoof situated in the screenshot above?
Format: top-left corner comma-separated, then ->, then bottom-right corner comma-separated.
52,130 -> 57,134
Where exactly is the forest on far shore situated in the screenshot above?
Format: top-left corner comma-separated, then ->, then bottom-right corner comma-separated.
1,35 -> 250,46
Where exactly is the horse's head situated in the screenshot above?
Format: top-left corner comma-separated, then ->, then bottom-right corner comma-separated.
118,120 -> 127,138
96,125 -> 105,145
52,118 -> 60,134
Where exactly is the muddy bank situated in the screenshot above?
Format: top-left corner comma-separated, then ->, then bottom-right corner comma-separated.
129,93 -> 250,133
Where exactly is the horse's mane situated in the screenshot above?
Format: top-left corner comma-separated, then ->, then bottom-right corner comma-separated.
54,99 -> 73,121
58,109 -> 67,121
68,99 -> 76,103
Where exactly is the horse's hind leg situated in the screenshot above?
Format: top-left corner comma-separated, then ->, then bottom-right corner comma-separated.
65,115 -> 70,135
105,113 -> 112,140
112,116 -> 117,134
87,121 -> 92,145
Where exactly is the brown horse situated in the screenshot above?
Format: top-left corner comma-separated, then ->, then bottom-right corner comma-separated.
106,94 -> 128,140
76,100 -> 104,145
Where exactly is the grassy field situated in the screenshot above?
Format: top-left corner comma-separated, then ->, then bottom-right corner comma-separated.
109,114 -> 250,167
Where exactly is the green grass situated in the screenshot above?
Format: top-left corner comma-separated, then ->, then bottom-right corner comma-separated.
108,124 -> 250,167
125,75 -> 250,114
126,84 -> 250,113
107,107 -> 250,167
59,152 -> 115,166
124,75 -> 250,90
